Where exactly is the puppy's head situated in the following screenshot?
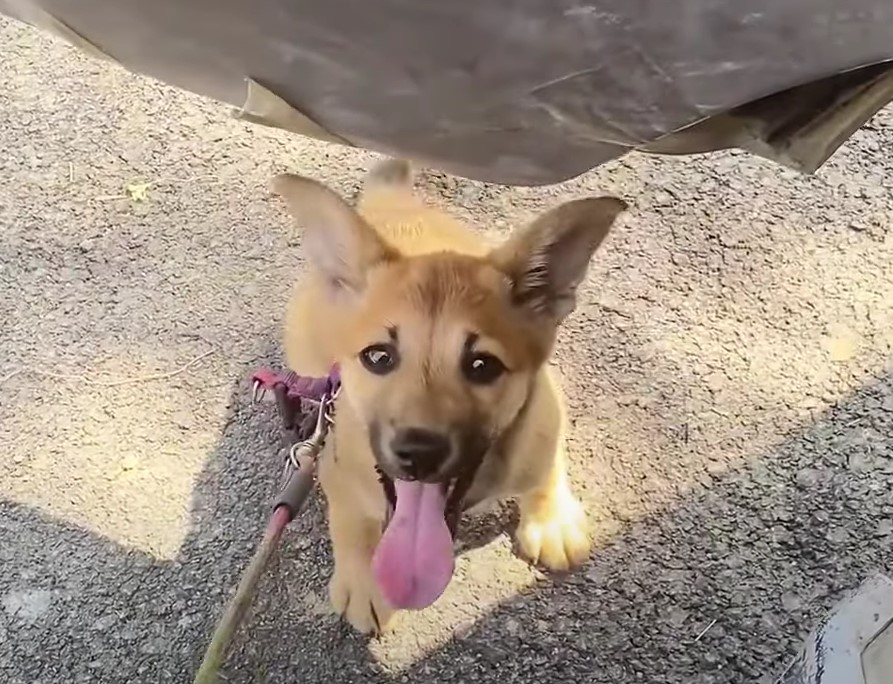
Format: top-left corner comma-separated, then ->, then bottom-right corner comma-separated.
272,174 -> 626,486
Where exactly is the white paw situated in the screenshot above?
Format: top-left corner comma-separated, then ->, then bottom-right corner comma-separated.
516,490 -> 591,571
329,562 -> 395,635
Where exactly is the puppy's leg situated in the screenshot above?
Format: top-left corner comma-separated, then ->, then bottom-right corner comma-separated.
321,468 -> 394,634
515,438 -> 591,571
327,507 -> 395,634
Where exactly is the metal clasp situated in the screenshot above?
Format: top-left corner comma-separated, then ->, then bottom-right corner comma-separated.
287,390 -> 335,468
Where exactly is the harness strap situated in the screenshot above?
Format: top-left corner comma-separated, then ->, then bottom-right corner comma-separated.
250,364 -> 341,440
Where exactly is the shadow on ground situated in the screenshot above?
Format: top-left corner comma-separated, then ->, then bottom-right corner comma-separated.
2,328 -> 891,684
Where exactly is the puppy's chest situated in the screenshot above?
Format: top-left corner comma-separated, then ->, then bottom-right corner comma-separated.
462,445 -> 521,511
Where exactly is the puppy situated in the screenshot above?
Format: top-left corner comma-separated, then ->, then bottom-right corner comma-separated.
271,160 -> 625,634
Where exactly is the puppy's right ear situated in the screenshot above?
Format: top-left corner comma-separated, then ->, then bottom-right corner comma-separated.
271,174 -> 397,297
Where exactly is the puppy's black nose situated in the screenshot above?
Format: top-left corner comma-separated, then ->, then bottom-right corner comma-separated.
390,428 -> 451,479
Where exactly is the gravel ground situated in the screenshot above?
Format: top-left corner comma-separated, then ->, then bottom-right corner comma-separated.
1,17 -> 892,684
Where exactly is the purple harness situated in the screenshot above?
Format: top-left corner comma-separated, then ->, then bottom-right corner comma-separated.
250,365 -> 341,443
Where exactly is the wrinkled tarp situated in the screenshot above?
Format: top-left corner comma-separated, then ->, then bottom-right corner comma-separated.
3,0 -> 893,185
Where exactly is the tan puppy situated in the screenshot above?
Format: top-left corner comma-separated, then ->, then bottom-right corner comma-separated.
271,160 -> 626,634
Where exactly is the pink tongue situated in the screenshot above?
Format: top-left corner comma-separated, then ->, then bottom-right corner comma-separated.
371,480 -> 455,610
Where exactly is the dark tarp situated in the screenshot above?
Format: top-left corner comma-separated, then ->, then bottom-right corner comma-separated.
3,0 -> 893,185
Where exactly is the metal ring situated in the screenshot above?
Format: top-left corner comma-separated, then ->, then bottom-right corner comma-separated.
288,440 -> 314,469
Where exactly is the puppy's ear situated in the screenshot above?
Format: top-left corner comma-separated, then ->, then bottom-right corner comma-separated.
489,197 -> 627,322
271,174 -> 397,297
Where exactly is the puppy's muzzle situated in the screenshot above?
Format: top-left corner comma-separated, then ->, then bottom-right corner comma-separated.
389,427 -> 453,481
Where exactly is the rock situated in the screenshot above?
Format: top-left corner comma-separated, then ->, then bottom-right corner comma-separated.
2,589 -> 54,625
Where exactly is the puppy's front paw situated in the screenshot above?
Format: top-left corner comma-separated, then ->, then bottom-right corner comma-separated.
329,561 -> 395,635
516,490 -> 591,572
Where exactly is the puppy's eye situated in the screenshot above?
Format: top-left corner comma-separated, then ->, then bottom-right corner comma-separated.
359,344 -> 399,375
462,352 -> 507,385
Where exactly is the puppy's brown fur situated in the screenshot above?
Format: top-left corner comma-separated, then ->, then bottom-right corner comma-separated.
272,160 -> 626,634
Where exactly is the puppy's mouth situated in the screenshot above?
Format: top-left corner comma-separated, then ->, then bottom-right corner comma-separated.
371,462 -> 482,612
376,468 -> 475,537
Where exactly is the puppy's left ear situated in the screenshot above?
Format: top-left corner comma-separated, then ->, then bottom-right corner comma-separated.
489,197 -> 627,323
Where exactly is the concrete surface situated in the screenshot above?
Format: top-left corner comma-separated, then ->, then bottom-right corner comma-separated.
1,16 -> 893,684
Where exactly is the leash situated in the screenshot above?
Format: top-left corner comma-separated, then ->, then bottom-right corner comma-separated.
192,365 -> 340,684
